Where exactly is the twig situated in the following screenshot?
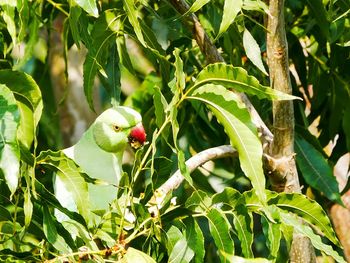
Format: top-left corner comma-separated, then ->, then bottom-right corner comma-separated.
147,145 -> 237,216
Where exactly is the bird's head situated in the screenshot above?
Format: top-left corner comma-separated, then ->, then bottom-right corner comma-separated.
92,106 -> 146,152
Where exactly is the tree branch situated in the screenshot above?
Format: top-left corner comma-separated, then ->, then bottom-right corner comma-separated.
266,0 -> 316,261
147,145 -> 237,216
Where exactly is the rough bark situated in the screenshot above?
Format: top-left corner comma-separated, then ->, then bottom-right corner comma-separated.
266,0 -> 316,261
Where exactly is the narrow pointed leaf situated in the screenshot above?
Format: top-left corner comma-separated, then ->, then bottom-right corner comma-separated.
0,70 -> 43,129
193,63 -> 299,100
233,206 -> 254,258
189,84 -> 266,202
72,0 -> 98,17
168,237 -> 194,263
0,85 -> 20,197
43,205 -> 71,253
268,192 -> 340,246
83,10 -> 122,109
123,0 -> 146,47
295,135 -> 342,204
37,150 -> 90,222
1,3 -> 16,46
183,217 -> 205,263
280,212 -> 346,263
123,247 -> 156,262
207,208 -> 234,263
262,206 -> 281,261
218,0 -> 242,37
243,29 -> 268,75
185,0 -> 210,15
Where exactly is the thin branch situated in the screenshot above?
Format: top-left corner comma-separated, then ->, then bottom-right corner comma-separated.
147,145 -> 237,216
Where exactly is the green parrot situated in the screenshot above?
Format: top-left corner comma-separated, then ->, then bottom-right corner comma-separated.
54,106 -> 146,223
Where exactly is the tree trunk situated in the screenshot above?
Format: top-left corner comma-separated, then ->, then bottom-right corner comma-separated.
266,0 -> 316,261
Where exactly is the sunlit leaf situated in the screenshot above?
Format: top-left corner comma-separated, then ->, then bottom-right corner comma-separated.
268,191 -> 340,246
24,188 -> 33,227
183,217 -> 205,263
37,150 -> 90,223
189,84 -> 266,202
295,135 -> 342,204
185,0 -> 210,15
0,84 -> 20,198
280,211 -> 346,263
123,0 -> 146,47
221,253 -> 271,263
168,237 -> 194,263
243,28 -> 268,75
1,2 -> 16,46
218,0 -> 242,37
206,208 -> 234,263
43,205 -> 71,253
72,0 -> 98,17
193,63 -> 299,100
233,206 -> 254,258
123,247 -> 156,262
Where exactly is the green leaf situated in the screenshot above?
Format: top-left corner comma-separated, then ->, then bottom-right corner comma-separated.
280,211 -> 346,263
0,84 -> 20,198
192,63 -> 299,100
206,208 -> 234,263
185,190 -> 211,213
13,14 -> 39,70
37,150 -> 90,223
295,135 -> 342,204
243,28 -> 268,75
183,217 -> 205,263
168,236 -> 195,263
189,84 -> 266,203
1,3 -> 16,46
123,0 -> 146,47
0,70 -> 43,149
83,10 -> 122,109
72,0 -> 98,17
174,49 -> 186,91
123,247 -> 156,263
68,5 -> 82,48
268,192 -> 340,246
185,0 -> 210,15
43,205 -> 71,253
217,0 -> 242,37
220,254 -> 271,263
23,188 -> 33,227
306,0 -> 329,38
262,206 -> 281,261
212,187 -> 243,209
232,206 -> 254,258
17,0 -> 29,42
153,86 -> 168,130
116,33 -> 135,75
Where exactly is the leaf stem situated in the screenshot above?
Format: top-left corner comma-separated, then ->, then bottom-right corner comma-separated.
46,0 -> 69,17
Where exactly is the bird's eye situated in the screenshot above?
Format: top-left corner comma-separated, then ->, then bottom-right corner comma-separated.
113,125 -> 121,132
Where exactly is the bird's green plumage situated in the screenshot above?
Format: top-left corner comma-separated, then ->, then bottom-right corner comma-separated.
54,106 -> 143,224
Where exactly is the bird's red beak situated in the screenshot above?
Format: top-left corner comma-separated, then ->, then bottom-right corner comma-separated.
129,123 -> 146,149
